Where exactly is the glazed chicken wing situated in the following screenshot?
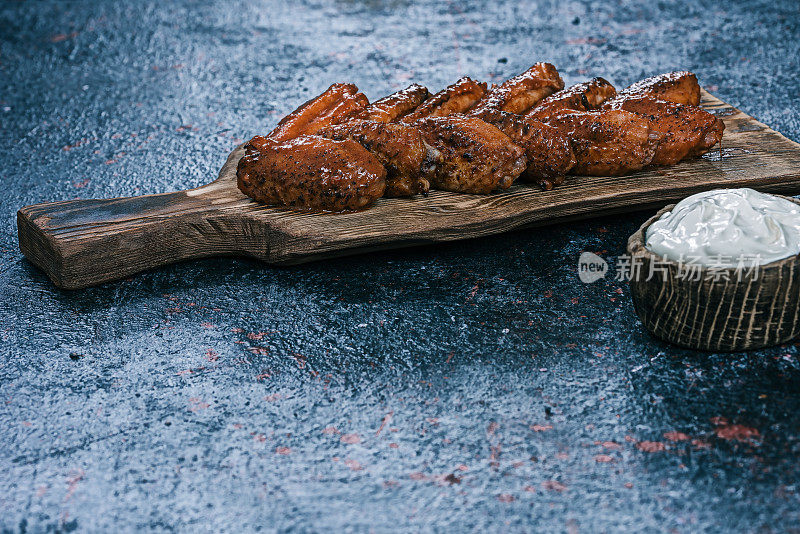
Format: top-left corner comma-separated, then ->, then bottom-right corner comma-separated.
527,77 -> 617,119
317,119 -> 440,197
601,95 -> 724,164
472,108 -> 576,189
268,83 -> 368,142
237,135 -> 386,212
539,109 -> 660,176
415,115 -> 527,194
618,71 -> 701,106
470,62 -> 564,115
238,67 -> 715,212
401,77 -> 487,123
349,83 -> 429,123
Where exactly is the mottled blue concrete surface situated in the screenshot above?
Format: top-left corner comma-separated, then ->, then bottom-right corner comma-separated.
1,1 -> 799,532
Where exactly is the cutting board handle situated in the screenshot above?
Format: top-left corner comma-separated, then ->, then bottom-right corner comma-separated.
17,187 -> 263,289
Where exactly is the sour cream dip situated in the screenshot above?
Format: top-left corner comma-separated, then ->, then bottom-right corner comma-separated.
645,188 -> 800,267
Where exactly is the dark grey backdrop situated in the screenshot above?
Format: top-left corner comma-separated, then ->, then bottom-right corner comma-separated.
1,0 -> 798,531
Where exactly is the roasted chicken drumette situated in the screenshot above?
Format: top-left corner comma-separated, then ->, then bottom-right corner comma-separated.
318,119 -> 440,197
390,77 -> 529,194
267,83 -> 368,142
526,77 -> 617,118
350,83 -> 429,123
526,80 -> 659,175
400,77 -> 487,123
537,109 -> 660,176
470,62 -> 564,115
604,72 -> 722,163
528,72 -> 722,173
237,135 -> 386,212
601,95 -> 724,165
415,114 -> 527,194
463,63 -> 575,188
471,108 -> 575,189
618,71 -> 701,106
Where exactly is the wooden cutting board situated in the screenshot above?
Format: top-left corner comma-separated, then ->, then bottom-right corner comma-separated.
17,90 -> 800,289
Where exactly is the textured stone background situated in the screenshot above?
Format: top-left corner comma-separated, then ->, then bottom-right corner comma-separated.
1,0 -> 799,531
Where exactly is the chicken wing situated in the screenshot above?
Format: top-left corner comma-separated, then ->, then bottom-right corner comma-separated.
237,135 -> 386,212
415,115 -> 527,194
268,83 -> 369,142
349,83 -> 429,123
618,71 -> 701,106
472,108 -> 576,189
470,62 -> 564,115
601,95 -> 724,164
526,77 -> 616,119
400,77 -> 487,123
539,109 -> 660,176
317,119 -> 439,197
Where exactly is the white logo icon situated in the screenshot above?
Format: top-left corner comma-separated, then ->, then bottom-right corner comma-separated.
578,252 -> 608,283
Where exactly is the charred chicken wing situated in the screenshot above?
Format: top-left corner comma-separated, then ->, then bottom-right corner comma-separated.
349,83 -> 429,123
470,62 -> 564,115
472,108 -> 576,189
527,77 -> 617,119
601,95 -> 724,164
401,77 -> 487,123
318,119 -> 440,197
237,135 -> 386,212
618,71 -> 701,106
268,83 -> 368,142
415,115 -> 527,194
539,109 -> 660,176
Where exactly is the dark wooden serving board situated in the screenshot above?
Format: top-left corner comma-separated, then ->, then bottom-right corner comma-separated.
17,90 -> 800,289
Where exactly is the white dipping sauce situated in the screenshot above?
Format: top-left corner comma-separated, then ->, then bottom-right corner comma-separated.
645,188 -> 800,267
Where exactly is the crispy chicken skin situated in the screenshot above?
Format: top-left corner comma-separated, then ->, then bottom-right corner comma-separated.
618,71 -> 701,106
268,83 -> 368,142
317,119 -> 439,197
237,135 -> 386,212
415,115 -> 527,194
601,95 -> 724,164
401,77 -> 487,123
527,77 -> 617,119
470,62 -> 564,115
350,84 -> 429,123
540,109 -> 659,176
472,108 -> 576,189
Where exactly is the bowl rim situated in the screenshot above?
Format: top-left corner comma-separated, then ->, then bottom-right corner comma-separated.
627,192 -> 800,273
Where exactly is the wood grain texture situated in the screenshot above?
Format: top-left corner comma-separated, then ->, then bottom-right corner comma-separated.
627,197 -> 800,351
17,90 -> 800,289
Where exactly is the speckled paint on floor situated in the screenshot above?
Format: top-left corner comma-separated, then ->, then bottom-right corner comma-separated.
1,1 -> 799,532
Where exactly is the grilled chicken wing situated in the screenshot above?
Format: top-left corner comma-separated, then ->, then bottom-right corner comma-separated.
472,108 -> 576,189
268,83 -> 368,142
400,77 -> 487,123
349,83 -> 429,123
539,109 -> 659,176
470,62 -> 564,115
618,71 -> 701,106
318,119 -> 439,197
527,77 -> 617,119
415,115 -> 527,194
601,95 -> 724,164
237,135 -> 386,212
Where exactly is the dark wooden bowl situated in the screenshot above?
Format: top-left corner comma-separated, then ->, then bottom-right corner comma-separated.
627,195 -> 800,351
